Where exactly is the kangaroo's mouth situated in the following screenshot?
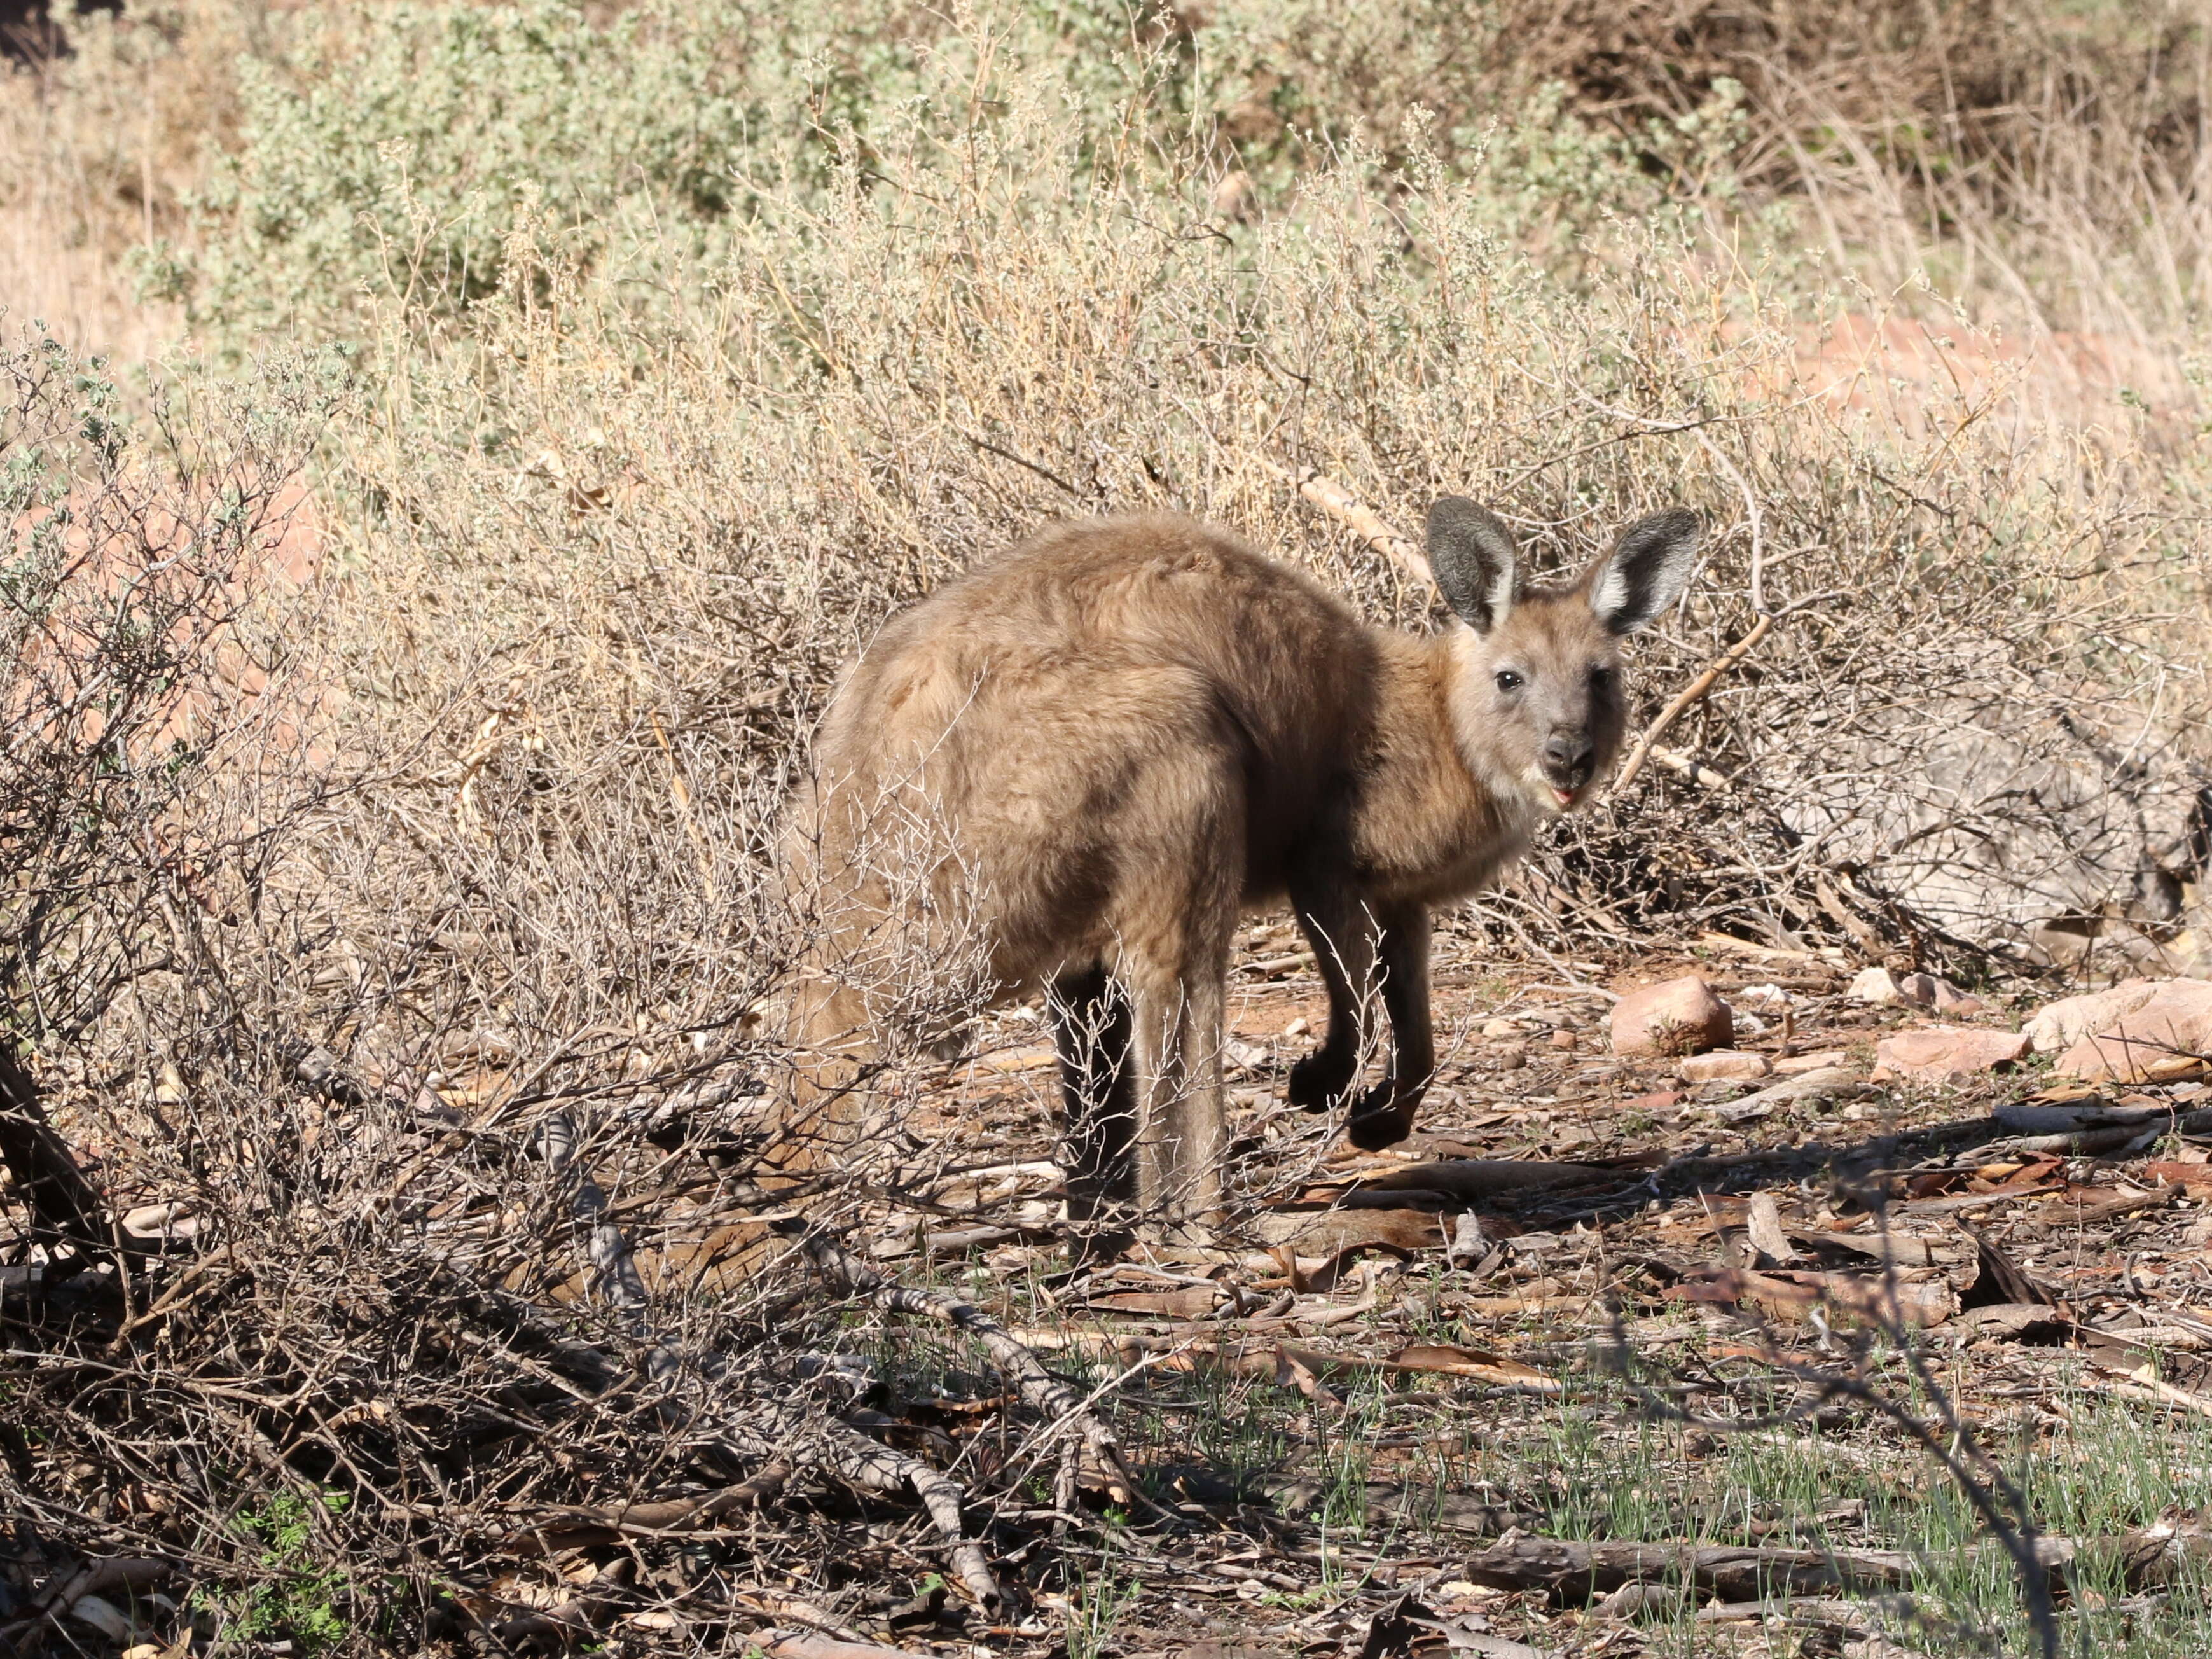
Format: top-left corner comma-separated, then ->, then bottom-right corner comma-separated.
1550,785 -> 1578,808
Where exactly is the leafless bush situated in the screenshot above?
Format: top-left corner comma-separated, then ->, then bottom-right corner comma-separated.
1600,1230 -> 2064,1659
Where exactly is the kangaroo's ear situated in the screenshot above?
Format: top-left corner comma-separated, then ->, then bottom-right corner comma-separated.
1584,509 -> 1702,635
1427,496 -> 1518,635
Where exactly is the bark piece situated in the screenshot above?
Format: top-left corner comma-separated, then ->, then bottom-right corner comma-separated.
1744,1193 -> 1795,1265
1663,1266 -> 1955,1327
1251,1207 -> 1444,1253
1958,1222 -> 2061,1310
1456,1537 -> 1912,1605
1380,1343 -> 1558,1392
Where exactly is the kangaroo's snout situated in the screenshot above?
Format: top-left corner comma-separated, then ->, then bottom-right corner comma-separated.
1540,731 -> 1596,791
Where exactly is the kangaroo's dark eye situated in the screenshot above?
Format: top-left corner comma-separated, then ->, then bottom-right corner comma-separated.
1589,664 -> 1614,686
1494,670 -> 1524,693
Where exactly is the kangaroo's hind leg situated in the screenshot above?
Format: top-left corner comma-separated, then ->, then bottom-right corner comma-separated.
1119,927 -> 1233,1237
1048,966 -> 1137,1236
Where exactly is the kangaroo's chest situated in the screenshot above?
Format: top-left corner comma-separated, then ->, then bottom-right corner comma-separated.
1341,742 -> 1538,906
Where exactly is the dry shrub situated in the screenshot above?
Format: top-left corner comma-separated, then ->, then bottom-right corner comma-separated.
314,31 -> 2209,979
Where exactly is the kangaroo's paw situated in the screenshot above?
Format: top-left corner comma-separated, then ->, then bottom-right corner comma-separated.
1287,1048 -> 1358,1114
1344,1082 -> 1413,1150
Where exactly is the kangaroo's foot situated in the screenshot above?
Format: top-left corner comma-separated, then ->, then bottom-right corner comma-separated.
1344,1081 -> 1414,1150
1287,1047 -> 1360,1113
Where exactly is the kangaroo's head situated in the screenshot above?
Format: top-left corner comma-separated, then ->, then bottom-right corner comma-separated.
1426,496 -> 1702,816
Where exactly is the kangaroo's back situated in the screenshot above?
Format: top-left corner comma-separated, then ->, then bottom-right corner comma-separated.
803,514 -> 1381,954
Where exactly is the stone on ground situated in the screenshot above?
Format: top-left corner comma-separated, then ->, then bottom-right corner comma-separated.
1774,1048 -> 1851,1074
2026,982 -> 2203,1057
2043,977 -> 2212,1082
1871,1026 -> 2031,1081
1848,966 -> 1987,1013
1610,977 -> 1733,1057
1677,1050 -> 1772,1083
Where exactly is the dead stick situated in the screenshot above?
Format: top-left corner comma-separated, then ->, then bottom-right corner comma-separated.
523,1131 -> 1002,1607
1614,612 -> 1774,793
1248,457 -> 1434,591
810,1416 -> 1000,1608
535,1462 -> 794,1536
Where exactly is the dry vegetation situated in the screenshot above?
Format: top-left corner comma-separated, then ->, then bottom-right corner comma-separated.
6,3 -> 2212,1656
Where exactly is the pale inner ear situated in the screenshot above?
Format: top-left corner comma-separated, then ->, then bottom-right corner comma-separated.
1586,560 -> 1631,628
1425,497 -> 1520,635
1586,509 -> 1702,635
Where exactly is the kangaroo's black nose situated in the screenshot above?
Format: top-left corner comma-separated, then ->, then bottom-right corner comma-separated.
1542,733 -> 1594,788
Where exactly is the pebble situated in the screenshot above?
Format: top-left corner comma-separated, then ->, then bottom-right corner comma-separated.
1677,1050 -> 1772,1083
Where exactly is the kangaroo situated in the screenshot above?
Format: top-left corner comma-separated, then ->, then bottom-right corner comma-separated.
782,497 -> 1701,1230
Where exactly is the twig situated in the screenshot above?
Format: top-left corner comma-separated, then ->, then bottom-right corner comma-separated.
1247,455 -> 1434,591
522,1125 -> 1006,1609
1600,1251 -> 2063,1659
1614,613 -> 1775,793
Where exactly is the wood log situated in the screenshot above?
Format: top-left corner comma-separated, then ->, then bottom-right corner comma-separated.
1456,1537 -> 1912,1604
1454,1527 -> 2211,1606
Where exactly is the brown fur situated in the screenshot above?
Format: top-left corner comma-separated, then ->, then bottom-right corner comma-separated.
782,500 -> 1701,1228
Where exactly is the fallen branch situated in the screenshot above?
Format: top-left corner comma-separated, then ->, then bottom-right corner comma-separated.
518,1125 -> 1006,1609
1248,456 -> 1434,590
1458,1536 -> 1911,1604
529,1464 -> 793,1543
1614,613 -> 1774,793
1994,1102 -> 2212,1137
1456,1526 -> 2212,1605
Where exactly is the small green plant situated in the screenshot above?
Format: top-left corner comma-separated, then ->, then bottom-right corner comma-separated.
194,1490 -> 353,1653
1064,1541 -> 1138,1659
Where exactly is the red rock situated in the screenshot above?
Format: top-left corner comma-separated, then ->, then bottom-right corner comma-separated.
1678,1050 -> 1772,1083
2035,978 -> 2212,1082
2023,978 -> 2171,1053
1870,1026 -> 2029,1081
1610,977 -> 1733,1057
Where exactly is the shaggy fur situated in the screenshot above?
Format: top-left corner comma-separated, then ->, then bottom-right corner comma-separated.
784,499 -> 1701,1228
